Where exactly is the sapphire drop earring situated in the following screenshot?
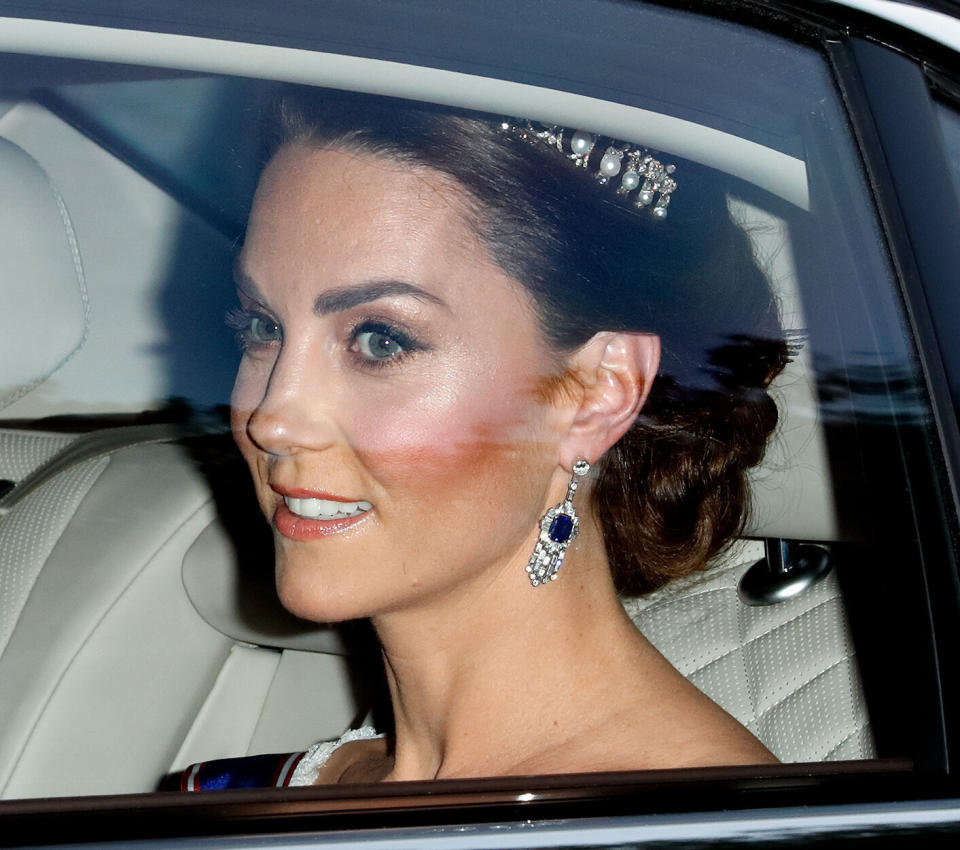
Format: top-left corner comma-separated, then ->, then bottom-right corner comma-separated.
526,459 -> 590,587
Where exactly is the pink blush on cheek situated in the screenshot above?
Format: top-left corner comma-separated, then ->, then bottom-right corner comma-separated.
348,407 -> 555,539
347,379 -> 548,481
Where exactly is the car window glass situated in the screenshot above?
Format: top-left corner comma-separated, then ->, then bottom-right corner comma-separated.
46,76 -> 265,237
0,0 -> 953,809
931,97 -> 960,419
936,99 -> 960,201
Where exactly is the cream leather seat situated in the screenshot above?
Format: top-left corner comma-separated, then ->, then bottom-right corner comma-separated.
0,122 -> 371,797
0,432 -> 373,798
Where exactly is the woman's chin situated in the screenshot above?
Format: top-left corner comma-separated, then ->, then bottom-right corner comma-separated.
274,559 -> 371,624
272,548 -> 491,625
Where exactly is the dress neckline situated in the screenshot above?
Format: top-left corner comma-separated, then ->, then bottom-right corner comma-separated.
288,726 -> 384,787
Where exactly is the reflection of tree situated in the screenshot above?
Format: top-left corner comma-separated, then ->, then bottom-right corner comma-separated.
706,334 -> 788,390
813,354 -> 931,425
652,333 -> 788,404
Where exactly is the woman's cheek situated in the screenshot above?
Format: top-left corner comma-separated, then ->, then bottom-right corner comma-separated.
348,379 -> 551,497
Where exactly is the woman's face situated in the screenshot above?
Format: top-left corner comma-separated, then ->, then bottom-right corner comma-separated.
232,144 -> 569,622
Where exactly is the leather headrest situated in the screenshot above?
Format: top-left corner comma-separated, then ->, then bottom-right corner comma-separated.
0,137 -> 88,410
733,198 -> 838,542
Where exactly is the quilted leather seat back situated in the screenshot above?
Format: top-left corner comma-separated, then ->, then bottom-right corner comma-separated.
625,540 -> 873,761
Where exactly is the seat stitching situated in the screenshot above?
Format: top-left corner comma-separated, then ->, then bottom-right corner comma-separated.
0,148 -> 90,410
823,724 -> 865,760
738,585 -> 760,724
627,586 -> 732,615
685,595 -> 840,677
637,582 -> 743,605
753,654 -> 851,722
630,549 -> 829,613
1,491 -> 217,795
643,590 -> 835,639
627,557 -> 757,605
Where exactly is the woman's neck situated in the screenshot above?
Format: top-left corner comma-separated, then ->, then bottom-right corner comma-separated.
370,509 -> 651,781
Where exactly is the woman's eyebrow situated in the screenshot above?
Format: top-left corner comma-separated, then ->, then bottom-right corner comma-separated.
232,261 -> 448,314
313,281 -> 448,315
233,261 -> 265,302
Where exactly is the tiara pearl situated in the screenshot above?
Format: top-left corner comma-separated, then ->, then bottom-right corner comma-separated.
501,121 -> 678,218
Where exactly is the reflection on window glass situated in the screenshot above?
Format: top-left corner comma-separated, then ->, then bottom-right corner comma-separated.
0,0 -> 950,808
936,99 -> 960,208
931,97 -> 960,441
49,76 -> 264,235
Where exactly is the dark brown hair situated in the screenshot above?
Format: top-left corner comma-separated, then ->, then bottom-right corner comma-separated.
267,88 -> 787,594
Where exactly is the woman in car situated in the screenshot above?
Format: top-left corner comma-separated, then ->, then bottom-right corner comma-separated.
210,89 -> 784,786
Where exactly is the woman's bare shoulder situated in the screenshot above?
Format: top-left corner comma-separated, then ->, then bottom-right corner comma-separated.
606,636 -> 778,770
530,714 -> 776,776
602,685 -> 778,771
516,664 -> 777,776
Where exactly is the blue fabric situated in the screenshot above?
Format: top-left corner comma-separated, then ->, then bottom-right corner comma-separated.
181,751 -> 304,791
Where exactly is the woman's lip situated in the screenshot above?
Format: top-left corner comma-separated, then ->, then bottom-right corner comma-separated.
274,501 -> 370,540
270,485 -> 361,502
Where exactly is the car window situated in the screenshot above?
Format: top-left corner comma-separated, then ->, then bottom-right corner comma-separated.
926,95 -> 960,421
939,100 -> 960,197
0,0 -> 955,835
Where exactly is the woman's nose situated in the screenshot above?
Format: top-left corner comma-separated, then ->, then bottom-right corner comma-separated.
241,351 -> 339,457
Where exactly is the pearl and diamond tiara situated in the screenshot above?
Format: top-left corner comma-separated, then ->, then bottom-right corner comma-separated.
500,120 -> 678,219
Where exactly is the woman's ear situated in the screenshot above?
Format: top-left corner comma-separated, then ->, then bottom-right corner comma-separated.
558,331 -> 660,470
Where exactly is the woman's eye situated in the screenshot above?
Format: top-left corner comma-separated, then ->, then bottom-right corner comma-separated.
352,324 -> 415,362
355,330 -> 404,359
248,314 -> 281,343
226,307 -> 282,349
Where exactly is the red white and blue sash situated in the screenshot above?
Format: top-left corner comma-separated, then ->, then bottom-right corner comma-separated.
181,751 -> 306,791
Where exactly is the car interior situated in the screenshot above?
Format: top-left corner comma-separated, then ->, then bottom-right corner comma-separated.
0,33 -> 946,800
